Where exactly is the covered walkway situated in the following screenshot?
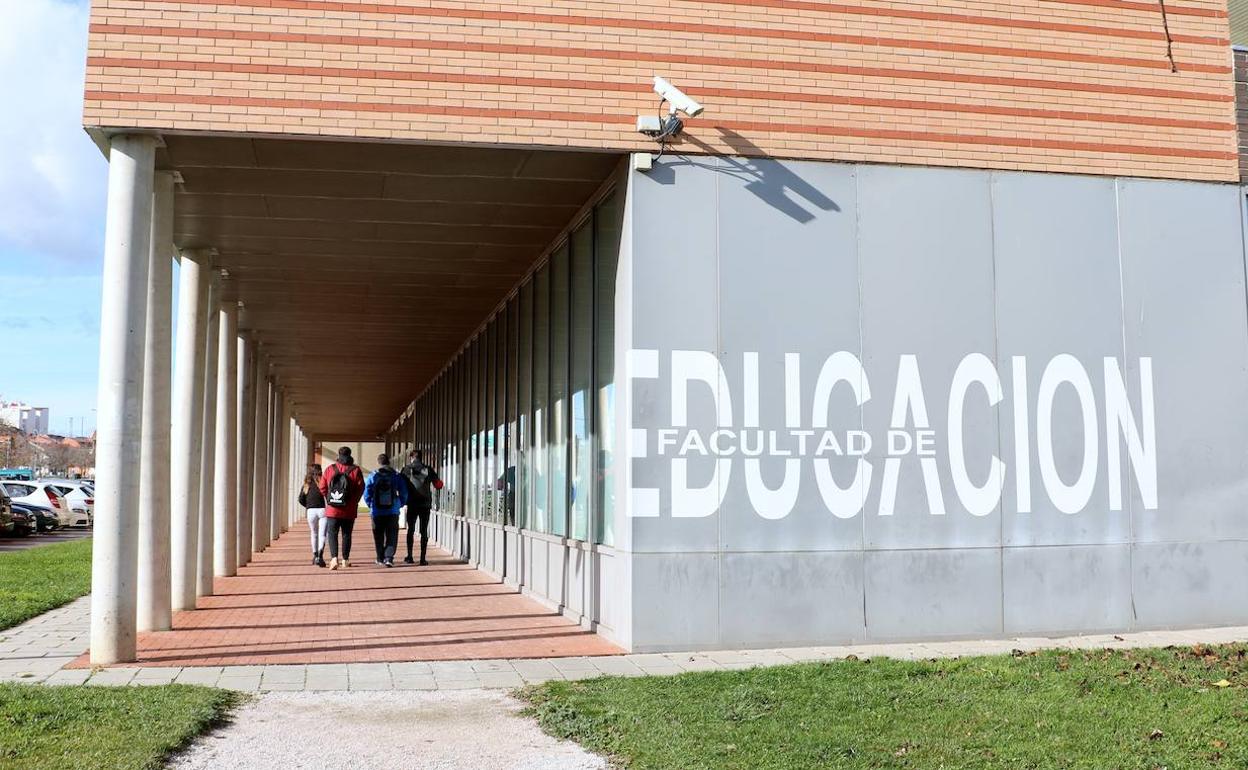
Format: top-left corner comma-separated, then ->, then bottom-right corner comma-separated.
83,124 -> 627,665
69,527 -> 620,668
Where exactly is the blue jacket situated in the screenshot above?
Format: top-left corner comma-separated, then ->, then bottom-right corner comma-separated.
363,467 -> 408,515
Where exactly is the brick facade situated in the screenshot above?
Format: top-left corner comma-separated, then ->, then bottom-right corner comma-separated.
84,0 -> 1238,181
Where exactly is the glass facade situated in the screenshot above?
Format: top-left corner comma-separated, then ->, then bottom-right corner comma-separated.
549,243 -> 570,538
533,263 -> 550,533
407,186 -> 622,544
594,191 -> 622,546
517,281 -> 533,530
570,218 -> 594,542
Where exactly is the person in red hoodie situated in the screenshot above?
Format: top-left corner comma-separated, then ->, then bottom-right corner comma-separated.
318,446 -> 365,571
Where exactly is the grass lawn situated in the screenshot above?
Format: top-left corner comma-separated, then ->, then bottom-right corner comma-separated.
523,645 -> 1248,769
0,683 -> 238,769
0,536 -> 92,631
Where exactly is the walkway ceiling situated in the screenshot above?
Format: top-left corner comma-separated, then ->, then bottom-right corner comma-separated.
160,134 -> 621,439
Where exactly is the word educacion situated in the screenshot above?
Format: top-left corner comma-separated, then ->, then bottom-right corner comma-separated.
626,350 -> 1156,520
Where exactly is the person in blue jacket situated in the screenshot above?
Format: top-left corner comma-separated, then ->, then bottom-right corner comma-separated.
364,453 -> 408,567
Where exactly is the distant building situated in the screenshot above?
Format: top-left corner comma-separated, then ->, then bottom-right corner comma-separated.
0,402 -> 49,435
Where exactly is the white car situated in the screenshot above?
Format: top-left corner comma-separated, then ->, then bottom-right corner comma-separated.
44,481 -> 95,527
1,481 -> 80,528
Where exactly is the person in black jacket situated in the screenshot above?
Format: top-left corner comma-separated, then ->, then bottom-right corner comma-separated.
298,464 -> 328,567
401,450 -> 441,565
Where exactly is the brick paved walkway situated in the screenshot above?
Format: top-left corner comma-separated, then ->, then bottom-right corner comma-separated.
65,526 -> 621,668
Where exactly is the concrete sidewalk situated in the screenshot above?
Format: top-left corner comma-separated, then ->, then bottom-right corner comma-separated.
5,591 -> 1248,691
167,690 -> 606,770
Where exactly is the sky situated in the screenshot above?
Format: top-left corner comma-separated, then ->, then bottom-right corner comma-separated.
0,0 -> 108,436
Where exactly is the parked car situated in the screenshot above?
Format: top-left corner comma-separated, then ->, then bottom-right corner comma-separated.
0,485 -> 11,535
42,477 -> 93,491
13,502 -> 58,533
6,506 -> 33,537
44,481 -> 94,524
0,482 -> 77,528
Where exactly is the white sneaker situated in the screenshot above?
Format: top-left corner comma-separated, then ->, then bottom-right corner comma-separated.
329,557 -> 339,571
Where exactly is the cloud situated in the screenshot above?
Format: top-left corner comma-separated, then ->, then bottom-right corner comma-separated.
0,0 -> 106,266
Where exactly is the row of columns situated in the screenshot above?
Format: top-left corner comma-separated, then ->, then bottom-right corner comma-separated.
91,134 -> 308,665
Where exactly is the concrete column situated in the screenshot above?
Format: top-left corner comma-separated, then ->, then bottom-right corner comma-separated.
290,419 -> 300,526
268,384 -> 281,543
299,429 -> 306,522
253,370 -> 271,553
137,171 -> 175,632
235,331 -> 255,567
90,133 -> 156,665
270,394 -> 285,536
214,301 -> 238,577
293,422 -> 301,526
196,282 -> 219,598
170,252 -> 210,612
282,406 -> 293,529
275,397 -> 289,530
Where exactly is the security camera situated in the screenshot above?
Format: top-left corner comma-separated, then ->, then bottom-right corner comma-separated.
653,76 -> 704,118
636,76 -> 705,149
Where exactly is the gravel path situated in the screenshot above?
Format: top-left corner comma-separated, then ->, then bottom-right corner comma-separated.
168,690 -> 607,770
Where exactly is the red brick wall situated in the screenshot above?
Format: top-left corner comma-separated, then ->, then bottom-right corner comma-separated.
83,0 -> 1238,181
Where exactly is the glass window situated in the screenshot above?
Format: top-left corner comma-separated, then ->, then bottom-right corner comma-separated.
429,381 -> 437,508
438,376 -> 447,511
478,330 -> 490,522
4,483 -> 34,498
505,297 -> 519,526
445,373 -> 455,513
484,321 -> 497,523
448,364 -> 456,512
489,309 -> 504,526
517,280 -> 533,530
467,341 -> 479,520
456,354 -> 465,516
594,190 -> 623,545
464,349 -> 471,521
493,315 -> 504,524
570,219 -> 594,542
550,242 -> 570,538
446,373 -> 453,509
494,313 -> 506,524
532,264 -> 550,533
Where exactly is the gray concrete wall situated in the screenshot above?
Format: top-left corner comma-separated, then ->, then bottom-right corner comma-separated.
620,157 -> 1248,651
429,510 -> 626,645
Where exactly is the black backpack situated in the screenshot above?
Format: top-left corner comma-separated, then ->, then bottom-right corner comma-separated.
405,463 -> 433,506
374,470 -> 395,508
327,467 -> 351,507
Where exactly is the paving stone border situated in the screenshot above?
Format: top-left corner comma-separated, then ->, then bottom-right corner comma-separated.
4,596 -> 1246,692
